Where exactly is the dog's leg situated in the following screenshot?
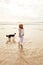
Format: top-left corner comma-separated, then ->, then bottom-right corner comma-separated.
6,38 -> 11,44
8,38 -> 11,42
13,37 -> 16,43
13,37 -> 14,42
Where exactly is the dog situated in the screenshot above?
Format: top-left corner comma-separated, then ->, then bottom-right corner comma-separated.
6,33 -> 16,43
6,33 -> 16,38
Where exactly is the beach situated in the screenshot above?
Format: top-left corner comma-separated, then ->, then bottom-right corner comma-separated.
0,25 -> 43,65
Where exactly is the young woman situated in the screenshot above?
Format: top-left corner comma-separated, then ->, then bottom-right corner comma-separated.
18,24 -> 24,49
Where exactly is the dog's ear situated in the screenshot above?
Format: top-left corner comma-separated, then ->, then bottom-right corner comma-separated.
15,33 -> 16,34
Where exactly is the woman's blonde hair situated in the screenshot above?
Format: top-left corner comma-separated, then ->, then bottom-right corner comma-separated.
19,24 -> 23,29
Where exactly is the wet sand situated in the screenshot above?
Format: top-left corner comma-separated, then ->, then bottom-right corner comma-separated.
0,25 -> 43,65
0,44 -> 43,65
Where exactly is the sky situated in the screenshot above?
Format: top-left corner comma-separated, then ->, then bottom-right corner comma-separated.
0,0 -> 43,24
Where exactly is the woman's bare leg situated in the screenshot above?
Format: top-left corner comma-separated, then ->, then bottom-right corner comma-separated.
18,42 -> 20,48
21,44 -> 23,49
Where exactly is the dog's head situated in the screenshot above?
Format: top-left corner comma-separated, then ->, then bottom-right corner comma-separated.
14,33 -> 16,35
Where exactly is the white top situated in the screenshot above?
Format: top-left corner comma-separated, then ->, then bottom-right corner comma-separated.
19,29 -> 24,37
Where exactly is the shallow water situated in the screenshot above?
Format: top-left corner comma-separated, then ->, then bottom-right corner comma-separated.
0,24 -> 43,48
